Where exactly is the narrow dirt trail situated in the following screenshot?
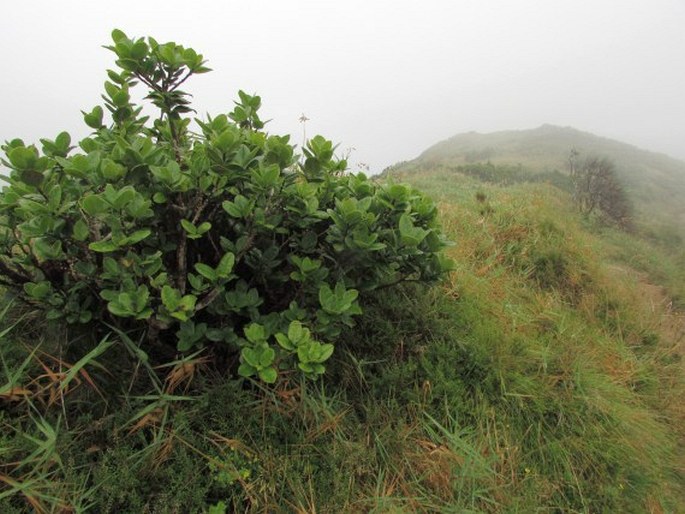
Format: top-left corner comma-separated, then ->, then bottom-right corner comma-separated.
635,275 -> 685,371
608,264 -> 685,370
609,264 -> 685,480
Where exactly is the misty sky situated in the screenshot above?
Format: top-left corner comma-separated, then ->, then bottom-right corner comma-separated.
1,0 -> 684,172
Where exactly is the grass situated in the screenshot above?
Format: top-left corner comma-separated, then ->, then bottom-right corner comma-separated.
1,175 -> 684,512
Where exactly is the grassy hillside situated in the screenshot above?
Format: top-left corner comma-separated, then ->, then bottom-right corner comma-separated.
393,124 -> 685,240
2,170 -> 683,512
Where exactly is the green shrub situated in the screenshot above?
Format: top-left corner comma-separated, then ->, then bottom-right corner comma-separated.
0,30 -> 452,382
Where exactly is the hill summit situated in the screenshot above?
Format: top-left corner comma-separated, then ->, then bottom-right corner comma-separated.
400,124 -> 685,237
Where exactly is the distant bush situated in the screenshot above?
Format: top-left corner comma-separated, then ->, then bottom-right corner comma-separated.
463,146 -> 496,162
569,150 -> 633,229
445,162 -> 573,191
0,30 -> 453,382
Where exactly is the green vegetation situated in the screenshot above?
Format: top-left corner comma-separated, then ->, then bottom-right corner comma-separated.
0,30 -> 450,384
1,33 -> 684,513
568,151 -> 633,230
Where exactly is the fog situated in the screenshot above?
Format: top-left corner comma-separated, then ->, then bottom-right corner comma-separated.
1,0 -> 684,172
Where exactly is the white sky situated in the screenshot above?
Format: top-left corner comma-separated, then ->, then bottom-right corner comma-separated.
1,0 -> 684,172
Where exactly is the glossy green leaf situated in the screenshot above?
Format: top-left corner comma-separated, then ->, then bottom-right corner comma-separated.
72,219 -> 90,241
288,320 -> 305,344
258,367 -> 277,383
241,347 -> 260,368
89,240 -> 118,253
123,229 -> 151,245
216,252 -> 235,278
83,106 -> 104,129
161,285 -> 181,310
275,333 -> 295,351
8,147 -> 38,170
102,158 -> 126,180
194,263 -> 216,282
180,219 -> 196,234
244,323 -> 265,343
221,201 -> 241,218
238,363 -> 256,378
81,195 -> 109,216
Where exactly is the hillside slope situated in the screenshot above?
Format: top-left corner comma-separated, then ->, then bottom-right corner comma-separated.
2,141 -> 684,512
397,124 -> 685,236
2,172 -> 684,513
